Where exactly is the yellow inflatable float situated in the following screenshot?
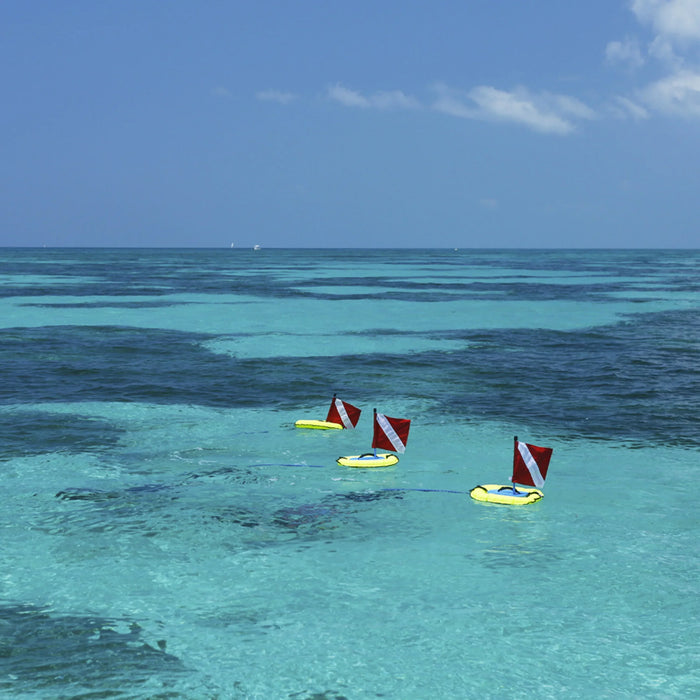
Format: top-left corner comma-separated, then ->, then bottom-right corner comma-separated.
336,453 -> 399,468
294,419 -> 343,430
295,394 -> 361,430
469,484 -> 543,505
337,410 -> 411,468
469,437 -> 553,506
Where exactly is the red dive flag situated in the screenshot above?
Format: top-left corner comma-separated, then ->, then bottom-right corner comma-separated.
512,436 -> 553,488
325,395 -> 361,429
372,410 -> 411,453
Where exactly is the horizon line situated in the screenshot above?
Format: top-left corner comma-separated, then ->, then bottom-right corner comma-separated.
2,245 -> 698,251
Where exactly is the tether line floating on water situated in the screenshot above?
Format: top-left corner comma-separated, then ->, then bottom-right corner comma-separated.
380,487 -> 471,495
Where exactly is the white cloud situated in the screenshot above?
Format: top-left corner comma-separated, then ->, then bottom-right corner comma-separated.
605,1 -> 700,119
605,2 -> 699,80
327,84 -> 419,110
431,87 -> 474,119
631,0 -> 700,42
639,68 -> 700,115
647,35 -> 684,66
327,84 -> 369,108
256,89 -> 297,104
626,0 -> 700,68
611,95 -> 650,119
552,94 -> 598,120
371,90 -> 420,110
432,83 -> 595,135
605,37 -> 646,68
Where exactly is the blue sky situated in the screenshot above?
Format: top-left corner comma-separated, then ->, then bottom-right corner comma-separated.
2,0 -> 699,248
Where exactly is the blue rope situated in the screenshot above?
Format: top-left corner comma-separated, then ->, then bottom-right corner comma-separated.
381,487 -> 470,495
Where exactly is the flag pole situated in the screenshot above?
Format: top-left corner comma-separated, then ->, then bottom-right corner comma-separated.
373,408 -> 377,458
512,435 -> 519,494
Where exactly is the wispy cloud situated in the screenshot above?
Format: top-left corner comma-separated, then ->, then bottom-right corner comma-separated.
256,89 -> 298,104
605,37 -> 645,69
639,68 -> 700,116
432,83 -> 595,135
327,84 -> 369,108
631,0 -> 700,42
607,0 -> 700,119
255,3 -> 700,133
323,81 -> 595,134
327,83 -> 419,110
610,95 -> 650,119
212,86 -> 232,98
631,0 -> 700,69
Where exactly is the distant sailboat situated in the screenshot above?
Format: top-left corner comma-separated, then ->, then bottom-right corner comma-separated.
230,243 -> 235,248
253,244 -> 261,251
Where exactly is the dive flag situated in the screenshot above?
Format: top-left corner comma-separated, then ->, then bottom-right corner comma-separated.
325,395 -> 361,429
512,437 -> 553,488
372,410 -> 411,453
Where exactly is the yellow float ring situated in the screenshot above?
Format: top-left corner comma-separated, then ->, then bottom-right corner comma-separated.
336,453 -> 399,468
469,484 -> 543,505
295,420 -> 344,430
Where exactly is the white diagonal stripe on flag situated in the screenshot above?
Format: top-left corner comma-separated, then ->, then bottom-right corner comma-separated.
376,412 -> 405,453
517,441 -> 544,488
335,399 -> 352,429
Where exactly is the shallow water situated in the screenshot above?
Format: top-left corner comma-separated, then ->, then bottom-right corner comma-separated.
0,248 -> 698,698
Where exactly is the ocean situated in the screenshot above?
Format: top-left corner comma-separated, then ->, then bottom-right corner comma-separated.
0,247 -> 698,699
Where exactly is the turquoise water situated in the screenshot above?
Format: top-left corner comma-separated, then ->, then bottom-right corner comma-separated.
0,248 -> 698,698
